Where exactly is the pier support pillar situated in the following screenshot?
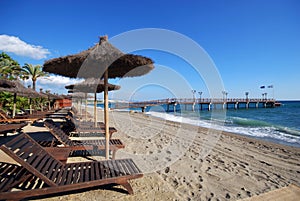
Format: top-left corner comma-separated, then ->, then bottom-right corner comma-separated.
208,103 -> 211,111
256,102 -> 259,108
173,103 -> 177,113
167,104 -> 170,112
223,103 -> 226,109
234,102 -> 238,109
192,102 -> 195,111
246,102 -> 249,109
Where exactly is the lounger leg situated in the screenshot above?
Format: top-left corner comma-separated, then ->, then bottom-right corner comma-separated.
119,181 -> 134,195
112,150 -> 116,160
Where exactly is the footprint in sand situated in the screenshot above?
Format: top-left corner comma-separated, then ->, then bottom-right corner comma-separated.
225,193 -> 231,199
259,160 -> 272,166
198,175 -> 203,182
241,187 -> 252,197
165,167 -> 170,174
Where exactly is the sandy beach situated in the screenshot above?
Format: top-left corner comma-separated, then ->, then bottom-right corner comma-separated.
1,109 -> 299,200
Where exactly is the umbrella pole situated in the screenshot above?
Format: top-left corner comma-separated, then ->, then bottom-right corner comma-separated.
12,93 -> 17,118
104,69 -> 109,159
80,98 -> 82,116
29,98 -> 32,114
85,93 -> 87,121
40,98 -> 43,112
94,92 -> 97,127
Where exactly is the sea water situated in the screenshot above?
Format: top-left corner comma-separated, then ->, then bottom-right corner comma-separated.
145,101 -> 300,148
97,101 -> 300,148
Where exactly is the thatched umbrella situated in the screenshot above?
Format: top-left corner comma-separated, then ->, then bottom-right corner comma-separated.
43,36 -> 154,159
40,91 -> 64,110
0,79 -> 46,117
66,78 -> 120,124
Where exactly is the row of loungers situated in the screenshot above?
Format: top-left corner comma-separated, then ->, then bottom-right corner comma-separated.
0,108 -> 56,123
43,120 -> 125,160
0,122 -> 27,137
0,108 -> 143,200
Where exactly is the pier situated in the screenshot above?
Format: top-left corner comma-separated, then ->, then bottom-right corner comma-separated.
114,98 -> 281,112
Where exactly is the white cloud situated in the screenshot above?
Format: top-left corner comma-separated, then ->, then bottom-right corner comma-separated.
22,75 -> 82,94
39,75 -> 82,86
0,34 -> 50,60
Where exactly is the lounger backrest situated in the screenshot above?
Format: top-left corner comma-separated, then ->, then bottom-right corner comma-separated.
44,121 -> 73,146
0,109 -> 9,120
0,133 -> 64,187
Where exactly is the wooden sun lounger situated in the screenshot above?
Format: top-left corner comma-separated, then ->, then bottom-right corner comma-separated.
44,121 -> 125,159
63,118 -> 117,138
73,127 -> 117,138
0,122 -> 27,137
0,133 -> 143,200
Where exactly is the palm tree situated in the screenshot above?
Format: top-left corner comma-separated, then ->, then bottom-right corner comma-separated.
22,63 -> 48,91
0,58 -> 21,80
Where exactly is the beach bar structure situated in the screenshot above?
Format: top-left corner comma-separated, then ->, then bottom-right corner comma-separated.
54,97 -> 72,108
114,98 -> 281,112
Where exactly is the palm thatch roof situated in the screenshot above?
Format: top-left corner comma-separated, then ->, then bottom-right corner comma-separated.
67,92 -> 87,99
0,79 -> 46,98
65,78 -> 120,93
43,36 -> 154,79
40,92 -> 64,100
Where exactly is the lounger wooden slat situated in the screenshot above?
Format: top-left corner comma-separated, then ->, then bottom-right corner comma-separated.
94,162 -> 100,180
100,162 -> 106,179
79,164 -> 85,183
108,160 -> 116,178
72,163 -> 81,184
102,161 -> 110,178
84,163 -> 91,182
89,162 -> 94,181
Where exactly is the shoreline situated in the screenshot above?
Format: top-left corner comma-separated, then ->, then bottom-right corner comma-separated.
120,109 -> 300,149
82,103 -> 300,149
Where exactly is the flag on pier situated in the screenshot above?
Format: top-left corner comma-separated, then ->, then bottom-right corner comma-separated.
260,86 -> 265,89
268,85 -> 273,88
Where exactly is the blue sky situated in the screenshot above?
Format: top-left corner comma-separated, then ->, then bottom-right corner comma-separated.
1,0 -> 300,100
